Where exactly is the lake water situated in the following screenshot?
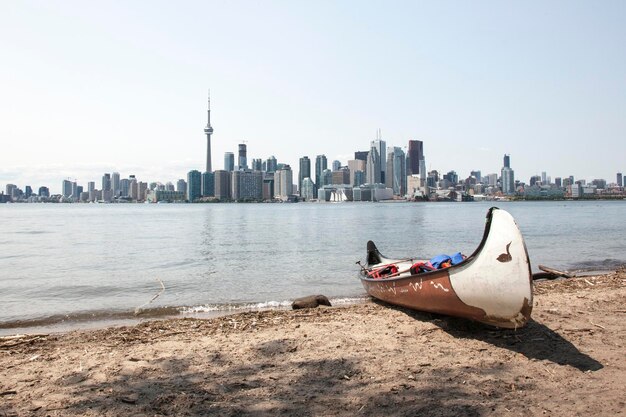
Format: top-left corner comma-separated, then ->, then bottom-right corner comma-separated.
1,200 -> 624,334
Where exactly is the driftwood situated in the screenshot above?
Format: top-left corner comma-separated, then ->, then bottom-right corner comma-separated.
532,265 -> 575,280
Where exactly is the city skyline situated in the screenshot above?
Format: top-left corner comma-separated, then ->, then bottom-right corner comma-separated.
1,1 -> 625,191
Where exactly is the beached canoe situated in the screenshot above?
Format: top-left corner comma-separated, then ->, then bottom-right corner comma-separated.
358,207 -> 533,328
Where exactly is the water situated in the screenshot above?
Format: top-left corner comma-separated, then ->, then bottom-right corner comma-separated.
1,200 -> 625,334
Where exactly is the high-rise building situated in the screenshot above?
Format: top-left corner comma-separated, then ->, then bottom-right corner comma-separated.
617,173 -> 623,187
407,140 -> 424,176
224,152 -> 234,172
112,172 -> 120,197
38,186 -> 50,198
503,154 -> 511,169
372,131 -> 386,183
332,160 -> 341,172
202,172 -> 215,197
366,143 -> 381,184
62,180 -> 72,198
348,159 -> 366,186
387,147 -> 406,196
275,165 -> 293,199
102,173 -> 111,192
187,170 -> 202,202
298,156 -> 311,197
204,92 -> 214,172
238,143 -> 248,170
251,158 -> 263,171
232,170 -> 263,201
354,151 -> 368,162
214,170 -> 232,200
266,156 -> 277,173
470,170 -> 482,183
315,155 -> 327,188
176,179 -> 186,193
120,178 -> 130,197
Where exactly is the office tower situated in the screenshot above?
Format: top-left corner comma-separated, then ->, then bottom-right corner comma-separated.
102,173 -> 111,192
224,152 -> 235,172
407,140 -> 424,176
321,169 -> 333,187
530,175 -> 541,186
176,179 -> 186,193
332,160 -> 341,172
214,170 -> 232,200
388,147 -> 406,196
275,165 -> 293,199
315,155 -> 327,188
238,143 -> 248,170
38,186 -> 50,198
71,181 -> 79,199
266,156 -> 277,173
354,151 -> 368,162
348,159 -> 366,186
251,158 -> 263,171
202,172 -> 215,197
299,156 -> 311,197
62,180 -> 72,198
24,186 -> 32,198
112,172 -> 120,197
138,182 -> 148,201
129,178 -> 138,200
372,130 -> 386,183
232,170 -> 263,201
332,168 -> 350,185
263,176 -> 274,200
617,173 -> 623,187
541,172 -> 547,184
503,154 -> 510,169
366,142 -> 381,184
555,177 -> 562,188
187,170 -> 202,202
119,179 -> 130,197
470,170 -> 482,182
501,168 -> 515,194
301,178 -> 315,201
204,92 -> 214,173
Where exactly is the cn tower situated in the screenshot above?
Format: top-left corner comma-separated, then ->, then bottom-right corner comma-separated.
204,91 -> 214,172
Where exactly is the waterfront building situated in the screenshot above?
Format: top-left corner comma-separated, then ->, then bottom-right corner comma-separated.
372,131 -> 386,183
274,165 -> 293,200
331,168 -> 350,185
232,170 -> 263,201
321,169 -> 333,187
202,171 -> 215,197
214,170 -> 232,200
101,174 -> 111,193
61,180 -> 72,198
555,177 -> 562,188
407,140 -> 424,176
138,182 -> 148,201
617,173 -> 623,187
71,181 -> 79,200
112,172 -> 120,197
470,170 -> 482,183
502,168 -> 515,195
129,178 -> 138,200
298,156 -> 311,197
366,142 -> 381,184
120,178 -> 130,197
315,155 -> 327,191
238,143 -> 248,170
204,92 -> 214,173
263,175 -> 274,200
348,159 -> 366,186
224,152 -> 234,172
266,156 -> 277,173
387,147 -> 406,196
301,178 -> 315,201
38,186 -> 50,198
154,190 -> 186,203
187,170 -> 202,202
175,179 -> 186,193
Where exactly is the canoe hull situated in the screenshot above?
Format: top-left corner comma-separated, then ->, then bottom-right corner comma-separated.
359,208 -> 533,329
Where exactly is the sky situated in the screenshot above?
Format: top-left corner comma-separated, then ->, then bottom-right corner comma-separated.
1,0 -> 625,194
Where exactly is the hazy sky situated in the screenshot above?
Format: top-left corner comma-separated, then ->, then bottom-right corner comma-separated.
2,0 -> 625,193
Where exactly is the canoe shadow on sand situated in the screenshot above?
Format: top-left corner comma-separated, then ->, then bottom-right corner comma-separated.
373,300 -> 604,372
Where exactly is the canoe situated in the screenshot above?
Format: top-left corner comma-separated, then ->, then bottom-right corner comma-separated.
358,207 -> 533,328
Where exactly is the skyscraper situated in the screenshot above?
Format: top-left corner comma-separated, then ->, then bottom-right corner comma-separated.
501,154 -> 515,195
266,156 -> 277,173
238,143 -> 248,170
315,155 -> 327,197
112,172 -> 120,197
372,130 -> 386,183
224,152 -> 234,172
407,140 -> 424,176
299,156 -> 311,197
204,92 -> 214,173
503,154 -> 510,169
187,170 -> 202,202
617,173 -> 623,187
202,171 -> 215,197
366,143 -> 381,184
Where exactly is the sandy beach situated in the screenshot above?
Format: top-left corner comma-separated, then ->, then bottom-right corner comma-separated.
1,272 -> 624,417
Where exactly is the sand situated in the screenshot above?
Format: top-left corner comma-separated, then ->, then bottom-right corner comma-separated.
1,272 -> 625,416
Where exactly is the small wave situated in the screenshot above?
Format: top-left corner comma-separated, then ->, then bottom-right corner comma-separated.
567,259 -> 626,272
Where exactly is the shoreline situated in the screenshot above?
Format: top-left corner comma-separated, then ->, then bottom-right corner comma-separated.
1,272 -> 625,416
